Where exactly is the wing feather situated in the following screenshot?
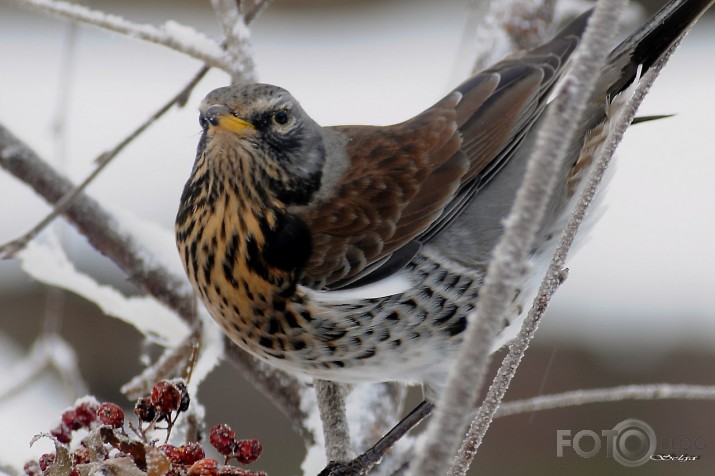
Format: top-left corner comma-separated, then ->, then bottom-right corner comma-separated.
296,11 -> 592,290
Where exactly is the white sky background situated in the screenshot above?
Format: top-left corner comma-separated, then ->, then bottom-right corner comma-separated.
0,0 -> 714,465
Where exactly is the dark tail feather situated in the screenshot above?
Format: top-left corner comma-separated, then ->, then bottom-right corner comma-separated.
631,113 -> 676,125
609,0 -> 714,96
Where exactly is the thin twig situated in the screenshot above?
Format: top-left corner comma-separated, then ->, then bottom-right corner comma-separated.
410,1 -> 626,474
496,384 -> 715,418
0,65 -> 210,260
121,327 -> 202,400
8,0 -> 230,71
242,0 -> 272,24
0,124 -> 193,318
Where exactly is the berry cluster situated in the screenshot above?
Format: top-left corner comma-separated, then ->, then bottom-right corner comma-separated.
23,380 -> 267,476
209,424 -> 263,465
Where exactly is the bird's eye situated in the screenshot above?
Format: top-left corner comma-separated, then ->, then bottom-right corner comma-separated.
273,111 -> 289,126
199,115 -> 208,130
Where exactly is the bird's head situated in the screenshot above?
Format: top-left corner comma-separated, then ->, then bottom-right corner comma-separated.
198,83 -> 326,205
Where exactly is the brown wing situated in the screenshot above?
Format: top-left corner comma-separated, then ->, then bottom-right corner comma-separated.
297,11 -> 591,290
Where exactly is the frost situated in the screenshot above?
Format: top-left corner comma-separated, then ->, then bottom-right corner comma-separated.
108,206 -> 186,279
189,309 -> 225,394
19,232 -> 190,347
17,0 -> 226,69
162,20 -> 224,59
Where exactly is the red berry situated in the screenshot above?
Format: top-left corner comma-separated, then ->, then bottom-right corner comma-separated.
188,458 -> 219,476
235,439 -> 263,465
38,454 -> 55,471
134,396 -> 156,422
97,402 -> 125,428
61,410 -> 82,431
159,444 -> 182,464
209,424 -> 237,456
74,401 -> 99,429
69,468 -> 80,476
23,460 -> 41,476
179,442 -> 206,465
151,380 -> 181,414
51,424 -> 72,444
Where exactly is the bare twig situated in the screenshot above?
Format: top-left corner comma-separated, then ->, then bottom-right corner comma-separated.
410,1 -> 627,474
7,0 -> 230,71
241,0 -> 272,24
0,65 -> 210,260
315,380 -> 353,463
496,384 -> 715,417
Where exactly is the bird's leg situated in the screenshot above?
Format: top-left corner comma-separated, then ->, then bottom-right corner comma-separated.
319,400 -> 435,476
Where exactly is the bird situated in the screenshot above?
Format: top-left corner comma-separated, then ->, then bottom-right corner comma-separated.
176,0 -> 712,469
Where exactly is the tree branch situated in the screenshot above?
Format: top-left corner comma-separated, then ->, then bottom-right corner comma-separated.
448,0 -> 708,473
210,0 -> 256,83
0,64 -> 210,260
0,123 -> 313,443
410,1 -> 626,474
469,0 -> 557,73
8,0 -> 233,72
315,380 -> 353,463
496,384 -> 715,418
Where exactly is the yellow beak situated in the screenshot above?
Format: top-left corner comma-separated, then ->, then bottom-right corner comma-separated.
212,114 -> 255,135
204,104 -> 255,136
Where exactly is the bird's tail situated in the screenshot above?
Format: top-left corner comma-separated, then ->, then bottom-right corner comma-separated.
607,0 -> 714,98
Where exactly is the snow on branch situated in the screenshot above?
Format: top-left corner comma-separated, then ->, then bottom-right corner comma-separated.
210,0 -> 256,83
20,232 -> 191,347
410,1 -> 627,474
448,0 -> 708,473
8,0 -> 239,74
0,121 -> 313,442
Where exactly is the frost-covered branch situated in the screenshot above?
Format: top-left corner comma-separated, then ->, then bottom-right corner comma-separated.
410,1 -> 627,474
496,384 -> 715,417
242,0 -> 272,24
448,0 -> 707,473
0,123 -> 313,442
0,124 -> 195,320
315,380 -> 353,463
0,65 -> 209,261
0,335 -> 86,403
210,0 -> 256,83
7,0 -> 234,72
467,0 -> 557,73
